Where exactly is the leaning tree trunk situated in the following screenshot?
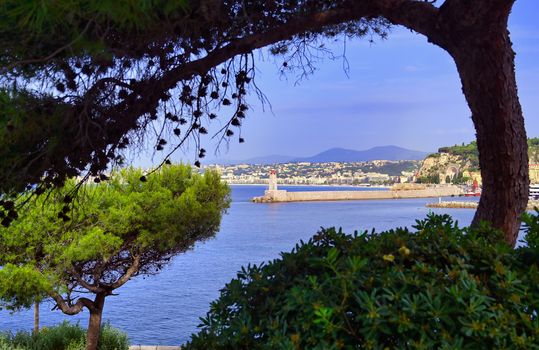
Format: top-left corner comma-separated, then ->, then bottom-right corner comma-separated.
86,293 -> 106,350
378,0 -> 528,246
443,4 -> 529,247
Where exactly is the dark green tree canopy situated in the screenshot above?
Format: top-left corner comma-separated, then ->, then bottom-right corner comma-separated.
0,0 -> 388,195
0,0 -> 530,245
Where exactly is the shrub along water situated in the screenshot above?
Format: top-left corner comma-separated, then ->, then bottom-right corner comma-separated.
185,213 -> 539,349
0,321 -> 128,350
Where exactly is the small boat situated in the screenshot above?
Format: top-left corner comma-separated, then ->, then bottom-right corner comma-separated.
464,179 -> 481,197
530,184 -> 539,200
464,191 -> 481,197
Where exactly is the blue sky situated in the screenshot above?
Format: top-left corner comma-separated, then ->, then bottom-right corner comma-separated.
168,1 -> 539,163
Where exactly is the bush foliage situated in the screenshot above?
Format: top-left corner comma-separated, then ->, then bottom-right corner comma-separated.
0,321 -> 128,350
437,141 -> 480,170
185,214 -> 539,349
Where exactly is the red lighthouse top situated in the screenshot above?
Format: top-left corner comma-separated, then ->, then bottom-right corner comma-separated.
270,170 -> 276,175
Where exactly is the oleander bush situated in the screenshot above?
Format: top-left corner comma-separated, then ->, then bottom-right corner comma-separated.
186,213 -> 539,349
0,321 -> 128,350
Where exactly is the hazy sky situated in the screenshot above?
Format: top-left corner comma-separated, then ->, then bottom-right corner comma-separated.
163,1 -> 539,164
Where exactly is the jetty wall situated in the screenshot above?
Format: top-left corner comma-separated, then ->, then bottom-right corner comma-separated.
252,186 -> 463,203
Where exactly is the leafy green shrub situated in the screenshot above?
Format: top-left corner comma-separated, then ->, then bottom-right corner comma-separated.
0,321 -> 128,350
528,137 -> 539,148
97,323 -> 129,350
522,211 -> 539,250
0,336 -> 25,350
185,214 -> 539,349
416,174 -> 440,184
3,321 -> 85,350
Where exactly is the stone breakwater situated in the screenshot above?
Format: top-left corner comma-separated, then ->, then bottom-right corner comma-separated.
426,201 -> 478,209
427,200 -> 539,210
252,186 -> 464,203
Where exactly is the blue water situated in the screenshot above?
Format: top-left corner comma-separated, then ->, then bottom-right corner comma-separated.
0,185 -> 487,345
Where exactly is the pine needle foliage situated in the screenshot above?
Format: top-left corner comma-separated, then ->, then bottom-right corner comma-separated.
0,163 -> 230,320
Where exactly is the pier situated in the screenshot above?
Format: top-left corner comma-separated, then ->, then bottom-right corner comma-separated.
252,171 -> 464,203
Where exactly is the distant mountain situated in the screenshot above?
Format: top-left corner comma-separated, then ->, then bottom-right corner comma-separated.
207,145 -> 428,165
292,146 -> 429,163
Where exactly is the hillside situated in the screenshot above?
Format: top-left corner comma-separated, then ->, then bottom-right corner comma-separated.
529,138 -> 539,162
417,138 -> 539,183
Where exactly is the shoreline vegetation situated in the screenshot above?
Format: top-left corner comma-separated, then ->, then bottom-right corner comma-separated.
0,322 -> 129,350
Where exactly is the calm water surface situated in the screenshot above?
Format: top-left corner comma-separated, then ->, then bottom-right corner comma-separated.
0,185 -> 486,345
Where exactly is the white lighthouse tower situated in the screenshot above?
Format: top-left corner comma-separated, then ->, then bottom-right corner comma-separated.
268,169 -> 278,191
263,169 -> 287,201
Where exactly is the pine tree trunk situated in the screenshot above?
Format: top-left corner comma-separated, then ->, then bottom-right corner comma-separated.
86,294 -> 105,350
33,301 -> 39,335
444,5 -> 529,247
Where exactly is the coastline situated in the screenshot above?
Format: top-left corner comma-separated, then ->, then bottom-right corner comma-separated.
227,182 -> 391,189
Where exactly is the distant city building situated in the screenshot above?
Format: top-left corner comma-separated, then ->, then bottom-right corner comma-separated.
205,160 -> 421,186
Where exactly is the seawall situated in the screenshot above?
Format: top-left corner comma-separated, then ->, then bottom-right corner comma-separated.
252,186 -> 464,203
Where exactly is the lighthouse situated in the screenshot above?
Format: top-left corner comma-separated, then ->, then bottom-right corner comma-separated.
259,169 -> 287,201
268,170 -> 278,191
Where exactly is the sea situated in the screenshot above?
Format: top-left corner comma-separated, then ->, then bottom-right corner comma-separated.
0,185 -> 515,345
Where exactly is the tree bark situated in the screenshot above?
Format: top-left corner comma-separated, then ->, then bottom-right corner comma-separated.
376,0 -> 528,246
86,293 -> 106,350
33,301 -> 39,335
435,1 -> 529,246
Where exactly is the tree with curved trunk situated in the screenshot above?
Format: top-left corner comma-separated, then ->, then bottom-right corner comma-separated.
0,0 -> 528,245
374,0 -> 528,246
0,164 -> 230,350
